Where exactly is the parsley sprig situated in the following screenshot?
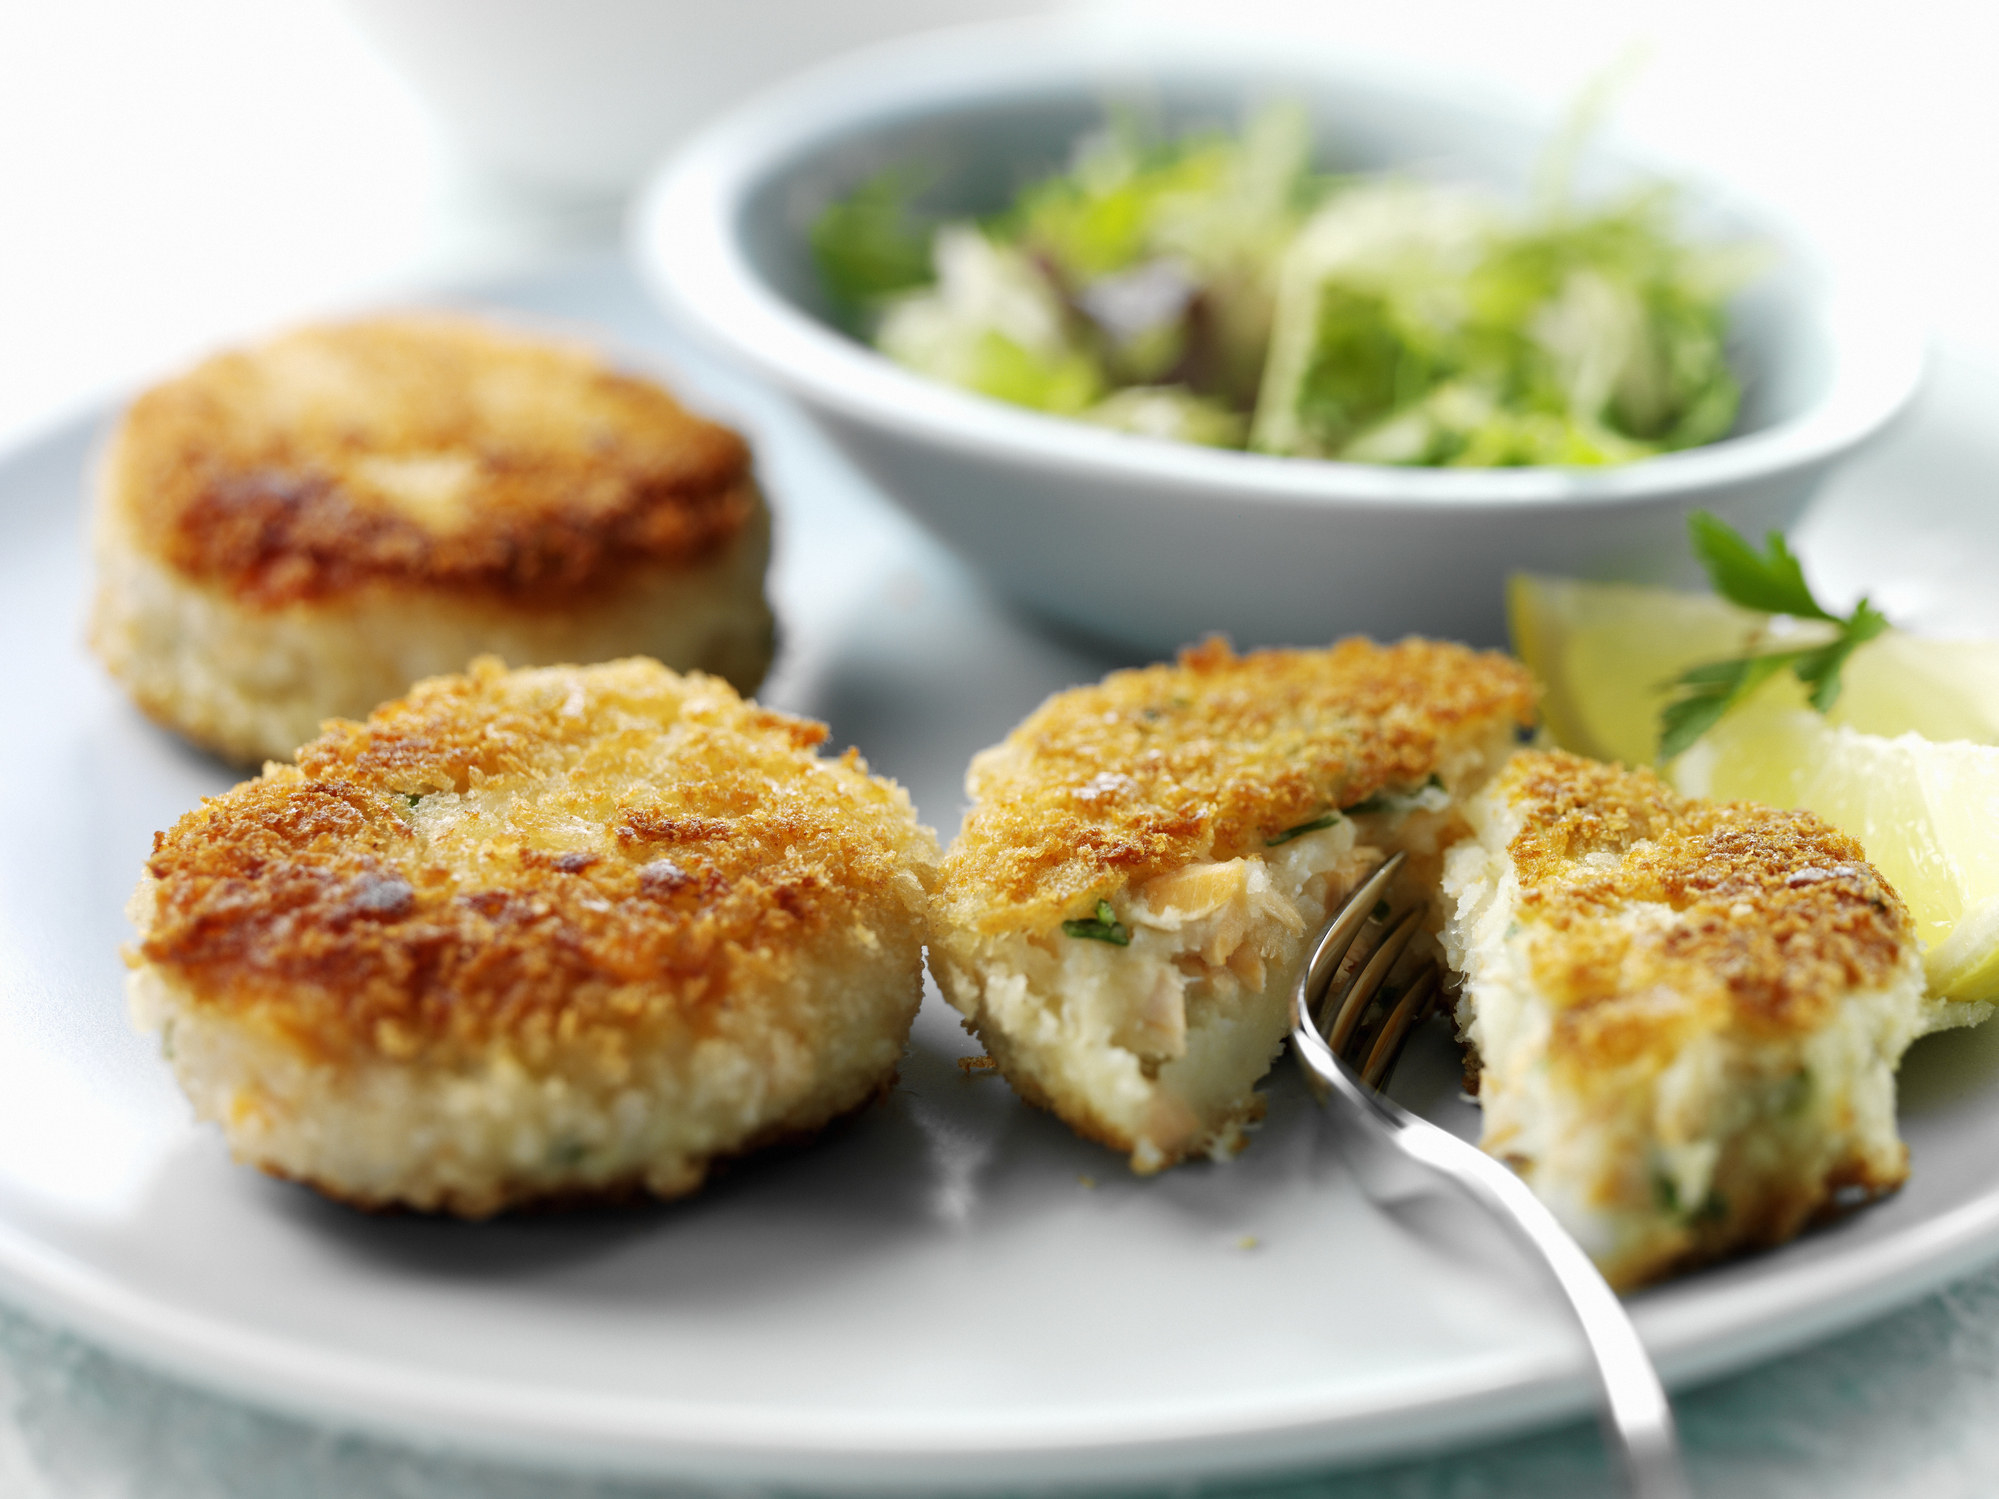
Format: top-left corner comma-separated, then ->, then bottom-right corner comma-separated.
1062,899 -> 1131,946
1657,512 -> 1890,760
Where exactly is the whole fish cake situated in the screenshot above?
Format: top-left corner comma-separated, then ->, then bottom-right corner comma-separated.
126,657 -> 936,1215
90,314 -> 776,764
930,637 -> 1536,1172
1441,749 -> 1928,1288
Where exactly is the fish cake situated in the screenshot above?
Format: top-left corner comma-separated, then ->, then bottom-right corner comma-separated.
1441,749 -> 1927,1288
929,637 -> 1536,1172
125,657 -> 936,1215
90,314 -> 776,764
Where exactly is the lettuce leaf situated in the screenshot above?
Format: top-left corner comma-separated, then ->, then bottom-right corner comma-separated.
809,171 -> 935,325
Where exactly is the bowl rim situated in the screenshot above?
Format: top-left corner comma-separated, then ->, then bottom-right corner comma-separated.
632,15 -> 1926,513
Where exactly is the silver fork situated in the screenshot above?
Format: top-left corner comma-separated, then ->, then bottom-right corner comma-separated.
1291,851 -> 1692,1499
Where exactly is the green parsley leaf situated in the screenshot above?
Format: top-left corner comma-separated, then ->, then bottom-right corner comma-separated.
1062,899 -> 1131,946
1657,651 -> 1793,760
1793,599 -> 1890,711
1687,511 -> 1834,621
1265,813 -> 1339,846
1658,512 -> 1893,759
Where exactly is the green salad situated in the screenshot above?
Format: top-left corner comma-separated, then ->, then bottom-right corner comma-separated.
810,106 -> 1752,467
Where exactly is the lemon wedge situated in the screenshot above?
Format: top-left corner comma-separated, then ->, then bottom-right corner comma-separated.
1508,574 -> 1782,765
1509,574 -> 1999,1006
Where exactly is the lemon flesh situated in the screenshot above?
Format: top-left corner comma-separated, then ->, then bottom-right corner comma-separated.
1509,574 -> 1999,1006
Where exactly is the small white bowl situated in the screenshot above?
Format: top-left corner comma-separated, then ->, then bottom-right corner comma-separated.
634,18 -> 1924,653
339,0 -> 1068,197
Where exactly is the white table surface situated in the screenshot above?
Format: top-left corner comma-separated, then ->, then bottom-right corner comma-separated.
9,2 -> 1999,1493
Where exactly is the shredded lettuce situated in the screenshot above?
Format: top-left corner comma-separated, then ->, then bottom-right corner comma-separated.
1078,386 -> 1247,447
874,226 -> 1106,414
1252,179 -> 1745,464
811,106 -> 1750,467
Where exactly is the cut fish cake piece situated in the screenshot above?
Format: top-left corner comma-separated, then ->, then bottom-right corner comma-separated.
1441,749 -> 1927,1289
930,637 -> 1536,1172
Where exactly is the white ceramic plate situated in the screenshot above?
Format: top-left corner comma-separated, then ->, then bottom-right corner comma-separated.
3,260 -> 1999,1492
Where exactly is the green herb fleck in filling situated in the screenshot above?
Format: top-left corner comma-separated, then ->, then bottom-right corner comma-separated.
1265,813 -> 1340,846
1062,899 -> 1131,946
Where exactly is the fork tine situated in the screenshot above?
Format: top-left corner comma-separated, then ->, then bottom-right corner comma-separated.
1359,960 -> 1441,1089
1324,904 -> 1422,1057
1306,851 -> 1406,1035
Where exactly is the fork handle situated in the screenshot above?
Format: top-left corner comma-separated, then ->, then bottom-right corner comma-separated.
1398,1123 -> 1694,1499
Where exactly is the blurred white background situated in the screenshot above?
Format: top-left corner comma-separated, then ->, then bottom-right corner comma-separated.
3,0 -> 1997,452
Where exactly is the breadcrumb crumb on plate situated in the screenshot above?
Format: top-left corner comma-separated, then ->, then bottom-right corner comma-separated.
1443,749 -> 1929,1288
124,656 -> 937,1216
930,636 -> 1535,1172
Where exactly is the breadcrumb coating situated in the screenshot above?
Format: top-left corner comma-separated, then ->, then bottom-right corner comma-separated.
1501,750 -> 1914,1070
941,637 -> 1536,934
135,658 -> 934,1067
103,315 -> 758,609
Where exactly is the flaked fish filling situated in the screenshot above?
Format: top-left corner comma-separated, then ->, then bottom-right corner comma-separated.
940,820 -> 1380,1171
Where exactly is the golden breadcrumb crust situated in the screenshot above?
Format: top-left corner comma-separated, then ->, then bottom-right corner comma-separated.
941,637 -> 1535,934
133,657 -> 935,1064
104,315 -> 757,609
1501,750 -> 1914,1070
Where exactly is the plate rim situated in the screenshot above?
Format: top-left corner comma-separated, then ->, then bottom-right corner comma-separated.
7,1081 -> 1999,1490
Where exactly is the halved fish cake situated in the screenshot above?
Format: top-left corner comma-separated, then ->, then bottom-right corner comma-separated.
930,637 -> 1536,1172
90,314 -> 776,764
126,657 -> 936,1215
1441,749 -> 1927,1288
